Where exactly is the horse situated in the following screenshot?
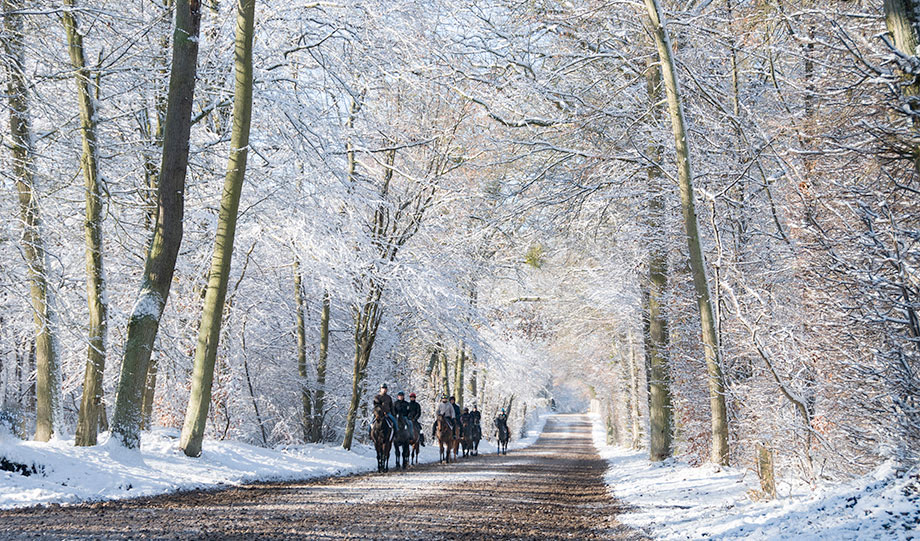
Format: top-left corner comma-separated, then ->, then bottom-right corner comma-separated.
409,419 -> 422,465
392,414 -> 419,470
450,420 -> 462,460
370,406 -> 393,472
496,421 -> 509,455
460,417 -> 474,458
471,420 -> 482,456
436,414 -> 453,463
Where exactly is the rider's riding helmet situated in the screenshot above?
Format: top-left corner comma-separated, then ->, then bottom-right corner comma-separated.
409,392 -> 416,398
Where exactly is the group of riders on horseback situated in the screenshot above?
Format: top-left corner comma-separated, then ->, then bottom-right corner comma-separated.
370,383 -> 512,472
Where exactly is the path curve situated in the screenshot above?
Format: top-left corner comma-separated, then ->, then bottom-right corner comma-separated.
0,414 -> 645,540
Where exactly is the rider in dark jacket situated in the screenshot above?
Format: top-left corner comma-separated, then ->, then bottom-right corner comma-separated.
393,391 -> 409,432
374,383 -> 396,430
494,408 -> 509,439
459,408 -> 472,435
407,392 -> 423,446
470,405 -> 481,425
449,396 -> 462,438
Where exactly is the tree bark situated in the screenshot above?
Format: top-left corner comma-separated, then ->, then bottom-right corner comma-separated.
644,54 -> 673,462
2,0 -> 61,442
440,348 -> 450,398
643,0 -> 731,465
62,0 -> 109,448
294,258 -> 312,442
884,0 -> 920,175
313,291 -> 329,442
111,0 -> 201,449
454,346 -> 465,405
180,0 -> 255,457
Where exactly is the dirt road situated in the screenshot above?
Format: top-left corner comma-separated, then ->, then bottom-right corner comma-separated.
0,414 -> 644,540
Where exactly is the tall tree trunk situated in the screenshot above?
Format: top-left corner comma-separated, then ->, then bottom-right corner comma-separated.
440,348 -> 450,398
342,286 -> 382,450
468,360 -> 477,402
885,0 -> 920,175
180,0 -> 255,457
643,0 -> 731,465
111,0 -> 201,449
629,333 -> 642,449
2,0 -> 61,442
62,0 -> 109,448
644,55 -> 674,462
454,346 -> 465,405
294,258 -> 312,442
140,357 -> 157,429
313,291 -> 329,442
138,1 -> 173,430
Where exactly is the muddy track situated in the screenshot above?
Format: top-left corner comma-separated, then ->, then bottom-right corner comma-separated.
0,414 -> 645,540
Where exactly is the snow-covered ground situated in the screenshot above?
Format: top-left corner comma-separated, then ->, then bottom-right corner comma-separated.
0,412 -> 549,510
590,414 -> 920,540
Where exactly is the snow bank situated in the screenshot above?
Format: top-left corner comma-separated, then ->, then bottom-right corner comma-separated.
0,412 -> 550,509
590,414 -> 919,540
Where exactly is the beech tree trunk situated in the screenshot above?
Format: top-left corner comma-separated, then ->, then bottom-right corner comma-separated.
885,0 -> 920,175
440,347 -> 450,397
643,0 -> 731,465
644,56 -> 674,462
313,291 -> 330,442
62,0 -> 109,448
294,258 -> 312,442
342,286 -> 382,450
3,0 -> 61,442
180,0 -> 256,457
111,0 -> 201,449
454,346 -> 465,405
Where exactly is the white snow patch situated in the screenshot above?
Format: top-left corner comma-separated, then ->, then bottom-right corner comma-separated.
130,288 -> 164,320
0,413 -> 551,509
589,414 -> 919,540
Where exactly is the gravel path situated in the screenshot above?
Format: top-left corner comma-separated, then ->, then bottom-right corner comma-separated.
0,414 -> 645,540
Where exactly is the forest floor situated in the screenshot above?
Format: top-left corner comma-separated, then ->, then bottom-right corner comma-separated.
0,414 -> 644,540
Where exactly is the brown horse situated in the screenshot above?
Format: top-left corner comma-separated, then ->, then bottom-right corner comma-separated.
410,420 -> 421,465
371,406 -> 393,472
436,414 -> 453,463
451,423 -> 461,460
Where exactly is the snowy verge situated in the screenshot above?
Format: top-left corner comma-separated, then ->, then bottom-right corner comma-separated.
0,412 -> 550,510
590,414 -> 919,540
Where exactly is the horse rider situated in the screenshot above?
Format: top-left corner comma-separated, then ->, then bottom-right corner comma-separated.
470,404 -> 481,426
407,392 -> 424,446
393,391 -> 410,432
449,396 -> 462,438
432,394 -> 455,438
460,407 -> 472,434
494,408 -> 509,438
374,383 -> 396,431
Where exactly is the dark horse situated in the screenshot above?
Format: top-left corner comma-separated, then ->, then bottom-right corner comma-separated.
410,419 -> 422,465
370,405 -> 393,472
460,417 -> 474,458
496,421 -> 509,455
436,414 -> 453,463
471,420 -> 482,456
392,414 -> 419,470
